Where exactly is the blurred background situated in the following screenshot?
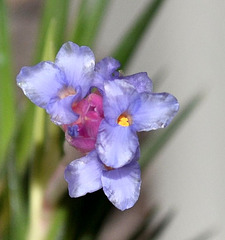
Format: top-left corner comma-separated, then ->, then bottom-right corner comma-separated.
6,0 -> 225,239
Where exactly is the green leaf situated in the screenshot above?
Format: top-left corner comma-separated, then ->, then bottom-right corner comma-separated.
0,0 -> 15,169
15,103 -> 35,174
129,208 -> 174,240
140,93 -> 203,168
41,19 -> 57,61
71,0 -> 109,47
34,0 -> 70,62
0,187 -> 10,239
6,143 -> 27,240
112,0 -> 165,69
44,207 -> 67,240
26,107 -> 46,240
146,211 -> 174,240
26,24 -> 64,240
189,229 -> 215,240
15,18 -> 57,175
129,208 -> 157,240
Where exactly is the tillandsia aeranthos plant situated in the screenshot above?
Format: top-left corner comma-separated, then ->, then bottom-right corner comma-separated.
0,0 -> 205,240
17,41 -> 179,210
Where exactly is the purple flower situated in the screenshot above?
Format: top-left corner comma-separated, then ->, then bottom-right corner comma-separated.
93,56 -> 153,94
93,56 -> 121,92
122,72 -> 153,93
96,79 -> 179,168
64,149 -> 141,211
16,39 -> 180,211
16,42 -> 95,125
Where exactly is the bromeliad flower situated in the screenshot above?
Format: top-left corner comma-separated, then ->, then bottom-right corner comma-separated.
16,42 -> 95,125
93,56 -> 153,94
96,79 -> 179,168
64,149 -> 141,211
93,56 -> 120,91
17,40 -> 179,211
62,70 -> 153,153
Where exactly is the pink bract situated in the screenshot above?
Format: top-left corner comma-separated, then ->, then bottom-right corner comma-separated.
63,93 -> 103,153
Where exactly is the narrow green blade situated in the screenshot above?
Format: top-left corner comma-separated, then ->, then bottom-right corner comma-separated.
34,0 -> 69,62
147,211 -> 174,240
15,103 -> 35,174
140,93 -> 203,168
45,207 -> 67,240
0,0 -> 15,168
189,230 -> 215,240
0,186 -> 10,239
129,208 -> 157,240
6,144 -> 27,240
15,2 -> 60,174
112,0 -> 165,68
72,0 -> 109,47
15,19 -> 57,175
26,23 -> 63,240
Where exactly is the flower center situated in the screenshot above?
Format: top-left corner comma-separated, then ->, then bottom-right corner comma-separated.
59,87 -> 76,99
117,114 -> 130,127
104,164 -> 114,171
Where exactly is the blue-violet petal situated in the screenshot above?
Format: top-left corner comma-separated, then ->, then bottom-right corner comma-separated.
46,93 -> 80,125
123,72 -> 153,93
55,41 -> 95,98
133,92 -> 179,131
64,150 -> 103,197
103,79 -> 140,126
96,120 -> 139,168
16,61 -> 66,108
102,159 -> 141,211
94,57 -> 120,91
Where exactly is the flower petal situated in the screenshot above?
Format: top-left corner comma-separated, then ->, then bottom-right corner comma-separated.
46,93 -> 80,125
103,79 -> 140,126
64,151 -> 103,198
132,92 -> 179,131
95,57 -> 120,79
96,120 -> 139,168
55,42 -> 95,98
94,57 -> 120,91
123,72 -> 153,93
102,159 -> 141,211
16,61 -> 66,108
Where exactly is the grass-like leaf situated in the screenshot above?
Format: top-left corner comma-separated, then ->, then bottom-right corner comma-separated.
6,143 -> 27,240
26,21 -> 62,240
15,19 -> 57,175
129,208 -> 157,240
140,93 -> 203,168
146,211 -> 174,240
34,0 -> 69,62
112,0 -> 165,69
129,208 -> 174,240
15,103 -> 35,174
0,187 -> 10,239
71,0 -> 109,47
45,207 -> 67,240
0,0 -> 15,169
188,229 -> 215,240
